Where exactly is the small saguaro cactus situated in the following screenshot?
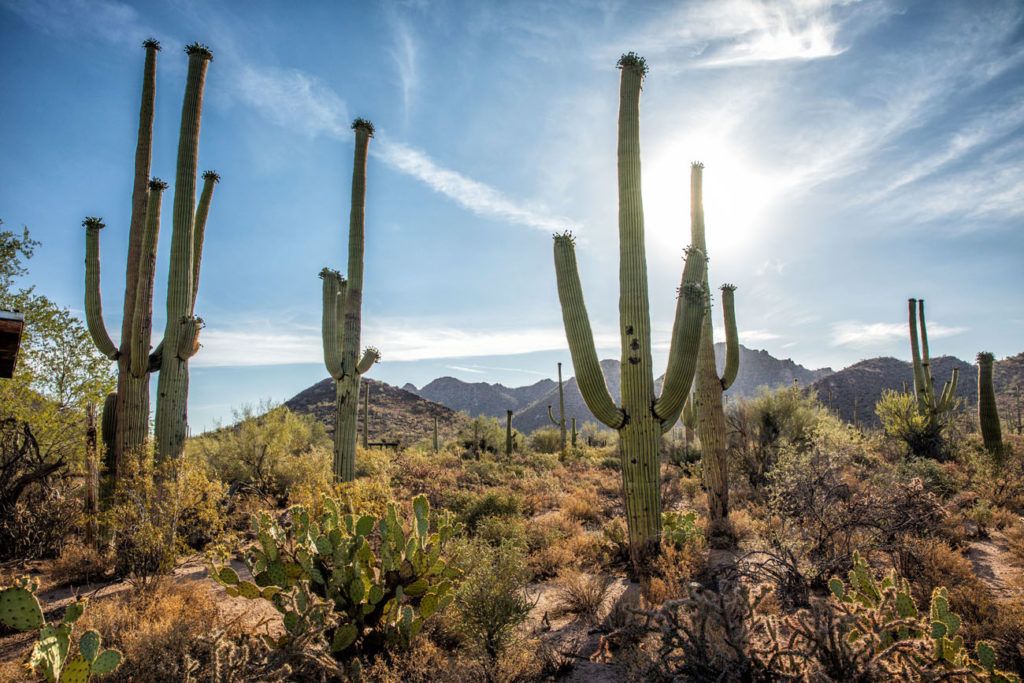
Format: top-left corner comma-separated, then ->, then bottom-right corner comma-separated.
571,417 -> 577,447
908,298 -> 959,433
553,53 -> 707,567
432,416 -> 439,453
547,361 -> 568,451
506,409 -> 513,456
86,41 -> 219,470
976,351 -> 1003,459
320,119 -> 381,482
688,162 -> 739,532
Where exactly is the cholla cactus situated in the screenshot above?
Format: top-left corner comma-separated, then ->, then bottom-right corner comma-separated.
552,53 -> 706,567
320,119 -> 381,482
212,494 -> 460,660
84,40 -> 218,470
547,362 -> 567,451
976,351 -> 1003,459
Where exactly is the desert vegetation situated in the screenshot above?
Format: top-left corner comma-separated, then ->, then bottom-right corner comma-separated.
1,34 -> 1021,683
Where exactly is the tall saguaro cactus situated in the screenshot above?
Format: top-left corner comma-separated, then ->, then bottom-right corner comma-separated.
976,352 -> 1003,459
553,53 -> 706,566
321,119 -> 381,482
85,41 -> 218,471
908,298 -> 959,433
688,163 -> 740,530
547,362 -> 567,450
152,44 -> 217,463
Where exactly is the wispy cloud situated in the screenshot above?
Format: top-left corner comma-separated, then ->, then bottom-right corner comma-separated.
1,0 -> 151,45
445,365 -> 485,374
234,65 -> 349,139
389,18 -> 418,124
830,321 -> 968,348
373,137 -> 572,232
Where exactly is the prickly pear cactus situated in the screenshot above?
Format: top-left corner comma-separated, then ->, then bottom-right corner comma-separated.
0,579 -> 44,631
213,494 -> 462,660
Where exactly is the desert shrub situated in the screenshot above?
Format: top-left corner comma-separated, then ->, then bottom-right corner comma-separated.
563,488 -> 603,525
456,415 -> 506,456
279,445 -> 333,507
182,630 -> 296,682
335,476 -> 393,518
79,581 -> 220,683
554,570 -> 612,623
454,539 -> 534,670
524,511 -> 584,578
212,494 -> 461,667
461,489 -> 523,531
188,403 -> 328,503
167,453 -> 228,552
528,427 -> 563,454
643,543 -> 708,604
898,455 -> 963,498
728,385 -> 826,490
876,390 -> 950,460
0,417 -> 80,560
579,421 -> 614,448
475,514 -> 529,551
661,510 -> 702,551
599,455 -> 620,470
49,539 -> 111,588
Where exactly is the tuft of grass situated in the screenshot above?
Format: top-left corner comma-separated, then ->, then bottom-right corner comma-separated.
554,570 -> 613,623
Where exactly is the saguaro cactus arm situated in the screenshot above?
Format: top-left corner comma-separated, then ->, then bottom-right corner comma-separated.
189,170 -> 219,315
129,179 -> 166,378
320,268 -> 344,380
176,316 -> 203,359
356,347 -> 380,375
547,405 -> 560,426
908,298 -> 927,404
939,368 -> 959,412
83,218 -> 119,360
553,231 -> 626,429
917,299 -> 938,404
653,247 -> 706,427
719,284 -> 739,390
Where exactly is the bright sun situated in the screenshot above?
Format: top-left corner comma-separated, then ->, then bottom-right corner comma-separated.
642,134 -> 781,260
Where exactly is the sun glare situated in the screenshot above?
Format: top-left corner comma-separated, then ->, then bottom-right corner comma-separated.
643,135 -> 781,260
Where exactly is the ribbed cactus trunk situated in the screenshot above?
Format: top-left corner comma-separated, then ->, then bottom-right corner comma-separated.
688,163 -> 740,534
362,382 -> 370,449
84,404 -> 99,547
977,352 -> 1003,459
321,120 -> 380,482
506,410 -> 513,456
553,53 -> 706,570
547,362 -> 567,450
571,417 -> 577,447
154,45 -> 214,463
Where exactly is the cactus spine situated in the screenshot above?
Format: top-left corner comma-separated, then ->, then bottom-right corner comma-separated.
689,162 -> 740,530
977,352 -> 1003,458
908,298 -> 959,432
321,119 -> 380,482
553,53 -> 706,566
153,44 -> 217,463
547,362 -> 567,450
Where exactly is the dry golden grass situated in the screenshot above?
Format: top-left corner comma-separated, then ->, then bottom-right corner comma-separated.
553,570 -> 613,623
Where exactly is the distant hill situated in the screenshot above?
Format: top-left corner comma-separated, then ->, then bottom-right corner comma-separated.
408,376 -> 555,419
284,378 -> 464,446
811,353 -> 1024,428
402,344 -> 830,433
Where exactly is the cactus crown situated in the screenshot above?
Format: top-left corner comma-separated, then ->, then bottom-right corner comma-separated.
142,38 -> 161,51
351,118 -> 375,136
83,217 -> 105,230
553,230 -> 576,245
364,346 -> 381,359
977,351 -> 995,364
202,170 -> 221,183
683,245 -> 706,262
617,52 -> 649,76
720,283 -> 737,292
680,281 -> 706,303
148,178 -> 168,191
185,42 -> 213,60
318,267 -> 343,280
692,161 -> 705,170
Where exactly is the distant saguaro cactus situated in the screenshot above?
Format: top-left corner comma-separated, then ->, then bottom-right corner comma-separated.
506,410 -> 513,456
547,362 -> 568,451
432,416 -> 439,453
320,119 -> 381,482
908,298 -> 959,432
689,163 -> 740,532
553,53 -> 706,567
85,40 -> 218,470
976,352 -> 1003,459
362,382 -> 370,449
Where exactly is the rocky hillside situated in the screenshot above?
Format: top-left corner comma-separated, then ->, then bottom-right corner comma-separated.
407,376 -> 555,418
284,377 -> 464,446
813,352 -> 1024,429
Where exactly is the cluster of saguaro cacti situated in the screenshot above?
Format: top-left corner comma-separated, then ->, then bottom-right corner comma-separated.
547,361 -> 568,451
212,495 -> 460,659
553,53 -> 707,566
320,119 -> 381,482
1,578 -> 122,681
85,40 -> 217,469
976,351 -> 1003,458
907,298 -> 959,432
689,161 -> 740,529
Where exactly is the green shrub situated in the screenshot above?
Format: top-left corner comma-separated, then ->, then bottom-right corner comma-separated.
528,427 -> 562,454
876,390 -> 949,460
661,511 -> 702,551
461,490 -> 523,531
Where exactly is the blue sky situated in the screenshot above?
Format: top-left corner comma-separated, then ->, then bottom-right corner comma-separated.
2,0 -> 1022,430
